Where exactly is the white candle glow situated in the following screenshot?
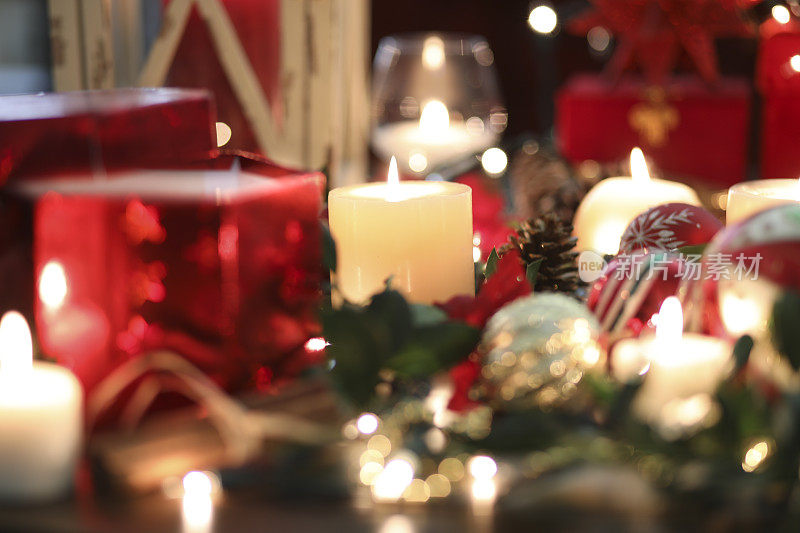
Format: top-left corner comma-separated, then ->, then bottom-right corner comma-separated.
573,148 -> 701,254
611,298 -> 732,437
181,471 -> 218,533
372,100 -> 498,174
0,311 -> 82,502
725,178 -> 800,225
328,157 -> 474,304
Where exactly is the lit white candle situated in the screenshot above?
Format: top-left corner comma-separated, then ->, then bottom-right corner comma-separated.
328,157 -> 474,304
573,148 -> 701,255
372,100 -> 498,174
0,311 -> 82,502
612,298 -> 732,435
726,178 -> 800,225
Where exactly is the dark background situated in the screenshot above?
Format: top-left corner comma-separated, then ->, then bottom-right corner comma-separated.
371,0 -> 765,138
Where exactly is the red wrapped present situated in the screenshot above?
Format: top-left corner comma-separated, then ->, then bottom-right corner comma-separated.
756,21 -> 800,178
0,89 -> 216,183
0,88 -> 217,323
556,75 -> 751,187
0,90 -> 325,396
22,161 -> 324,394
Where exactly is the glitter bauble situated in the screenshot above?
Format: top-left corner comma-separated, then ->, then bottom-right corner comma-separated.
481,293 -> 605,407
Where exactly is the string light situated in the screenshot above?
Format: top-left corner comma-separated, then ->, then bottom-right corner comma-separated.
528,5 -> 558,34
372,459 -> 414,501
587,26 -> 611,53
357,413 -> 380,435
791,54 -> 800,73
409,152 -> 428,173
468,455 -> 498,480
304,337 -> 328,352
215,122 -> 232,147
481,147 -> 508,176
773,4 -> 791,24
742,440 -> 770,472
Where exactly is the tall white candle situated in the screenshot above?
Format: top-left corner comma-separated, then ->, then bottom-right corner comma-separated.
573,148 -> 701,255
726,178 -> 800,225
0,311 -> 82,502
328,157 -> 474,304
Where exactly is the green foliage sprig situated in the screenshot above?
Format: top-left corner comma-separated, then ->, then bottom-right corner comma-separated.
321,288 -> 480,407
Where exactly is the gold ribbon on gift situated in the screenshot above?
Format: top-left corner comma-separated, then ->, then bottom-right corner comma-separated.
88,351 -> 338,492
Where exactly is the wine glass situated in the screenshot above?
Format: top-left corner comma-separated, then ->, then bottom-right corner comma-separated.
371,33 -> 506,176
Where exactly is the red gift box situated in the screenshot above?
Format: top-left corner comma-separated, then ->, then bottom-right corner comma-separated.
756,25 -> 800,178
0,90 -> 325,396
556,75 -> 751,187
0,88 -> 217,184
26,161 -> 324,394
0,88 -> 217,323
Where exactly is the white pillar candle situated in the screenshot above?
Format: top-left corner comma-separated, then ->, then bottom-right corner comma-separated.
328,157 -> 474,304
726,179 -> 800,225
573,148 -> 701,255
372,100 -> 498,174
0,311 -> 82,502
611,298 -> 732,436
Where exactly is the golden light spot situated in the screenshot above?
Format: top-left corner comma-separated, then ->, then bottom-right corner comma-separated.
438,457 -> 465,482
368,434 -> 392,456
425,474 -> 451,498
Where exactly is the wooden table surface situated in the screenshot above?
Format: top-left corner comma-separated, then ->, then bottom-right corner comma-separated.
0,493 -> 492,533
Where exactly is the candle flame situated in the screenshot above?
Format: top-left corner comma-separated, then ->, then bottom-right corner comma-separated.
388,156 -> 400,186
0,311 -> 33,378
630,147 -> 650,183
386,156 -> 402,202
419,100 -> 450,137
655,297 -> 683,344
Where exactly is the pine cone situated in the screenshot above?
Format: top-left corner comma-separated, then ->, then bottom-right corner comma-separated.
510,146 -> 593,223
504,213 -> 581,294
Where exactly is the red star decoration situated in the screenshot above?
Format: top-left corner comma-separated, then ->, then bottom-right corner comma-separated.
570,0 -> 758,85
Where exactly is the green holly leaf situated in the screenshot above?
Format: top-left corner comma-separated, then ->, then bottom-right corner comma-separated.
771,291 -> 800,371
526,258 -> 543,288
485,248 -> 500,278
732,335 -> 754,372
410,304 -> 448,327
321,306 -> 384,406
321,222 -> 337,273
385,322 -> 480,378
367,289 -> 413,353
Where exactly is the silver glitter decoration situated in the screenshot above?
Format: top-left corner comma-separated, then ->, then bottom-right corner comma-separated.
481,293 -> 605,407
